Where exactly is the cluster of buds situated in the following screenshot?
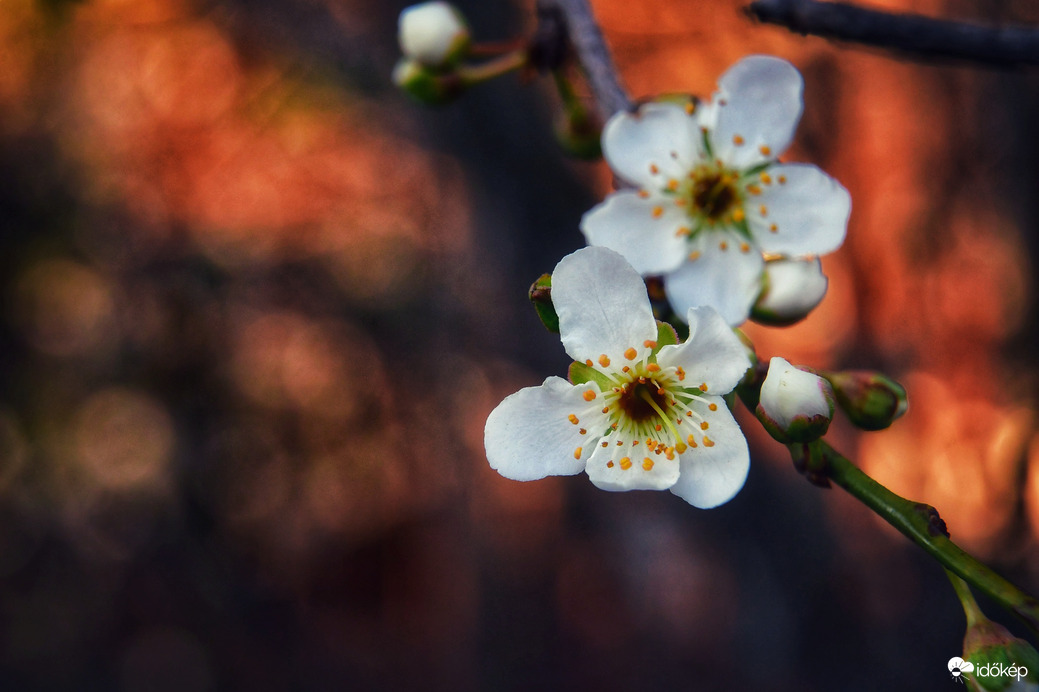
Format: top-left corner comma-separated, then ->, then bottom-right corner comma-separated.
755,357 -> 908,445
393,2 -> 472,104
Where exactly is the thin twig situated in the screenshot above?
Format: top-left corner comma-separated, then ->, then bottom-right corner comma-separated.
546,0 -> 634,118
748,0 -> 1039,67
817,441 -> 1039,635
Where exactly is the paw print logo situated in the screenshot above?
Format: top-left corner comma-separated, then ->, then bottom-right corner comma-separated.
948,657 -> 974,683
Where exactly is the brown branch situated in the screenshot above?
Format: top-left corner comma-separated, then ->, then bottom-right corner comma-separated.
748,0 -> 1039,67
543,0 -> 634,118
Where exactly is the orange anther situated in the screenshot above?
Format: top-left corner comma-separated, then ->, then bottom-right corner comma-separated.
583,390 -> 597,402
642,458 -> 655,471
624,347 -> 638,360
568,414 -> 579,425
620,457 -> 632,470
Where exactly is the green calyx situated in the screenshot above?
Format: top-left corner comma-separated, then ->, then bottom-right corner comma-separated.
826,370 -> 908,431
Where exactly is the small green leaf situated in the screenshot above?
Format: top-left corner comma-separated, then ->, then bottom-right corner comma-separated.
528,273 -> 559,333
568,361 -> 612,390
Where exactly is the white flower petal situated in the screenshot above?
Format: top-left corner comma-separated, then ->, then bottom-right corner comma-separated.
663,233 -> 764,326
712,56 -> 803,169
586,441 -> 681,492
669,402 -> 749,508
485,376 -> 604,481
748,163 -> 851,256
553,247 -> 658,365
656,305 -> 751,395
602,102 -> 700,188
580,191 -> 690,275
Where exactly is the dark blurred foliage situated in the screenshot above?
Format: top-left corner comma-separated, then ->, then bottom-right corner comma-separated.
0,0 -> 1036,690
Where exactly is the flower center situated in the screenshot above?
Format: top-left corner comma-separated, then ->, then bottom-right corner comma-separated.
689,168 -> 740,221
566,355 -> 722,471
617,380 -> 669,422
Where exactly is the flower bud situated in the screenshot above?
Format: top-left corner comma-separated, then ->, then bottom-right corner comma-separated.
554,110 -> 602,160
392,58 -> 463,105
398,2 -> 471,68
751,257 -> 828,326
826,370 -> 908,431
528,273 -> 559,333
961,618 -> 1039,690
757,357 -> 835,443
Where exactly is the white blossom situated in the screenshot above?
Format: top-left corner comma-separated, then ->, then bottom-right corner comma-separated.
581,55 -> 851,326
484,247 -> 752,508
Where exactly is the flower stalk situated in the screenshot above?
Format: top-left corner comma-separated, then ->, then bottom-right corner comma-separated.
811,440 -> 1039,635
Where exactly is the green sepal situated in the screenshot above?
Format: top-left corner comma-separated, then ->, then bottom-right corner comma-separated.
568,361 -> 611,391
528,273 -> 559,333
653,320 -> 680,353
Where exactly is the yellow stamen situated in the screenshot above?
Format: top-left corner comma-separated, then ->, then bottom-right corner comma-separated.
642,458 -> 654,471
620,457 -> 632,470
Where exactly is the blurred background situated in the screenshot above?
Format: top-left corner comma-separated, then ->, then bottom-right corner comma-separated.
0,0 -> 1036,689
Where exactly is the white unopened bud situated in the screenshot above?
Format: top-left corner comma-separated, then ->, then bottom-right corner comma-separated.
757,357 -> 835,443
398,2 -> 470,68
752,257 -> 828,326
